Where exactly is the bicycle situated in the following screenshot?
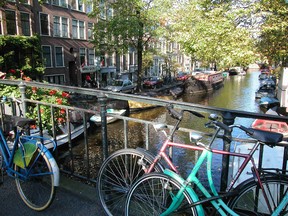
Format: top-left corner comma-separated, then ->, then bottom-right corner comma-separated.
124,109 -> 288,215
0,114 -> 60,211
97,105 -> 205,215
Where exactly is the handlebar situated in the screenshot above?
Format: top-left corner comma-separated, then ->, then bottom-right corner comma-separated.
166,105 -> 283,146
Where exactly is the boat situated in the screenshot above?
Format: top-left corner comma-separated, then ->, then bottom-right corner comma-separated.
169,87 -> 184,99
251,119 -> 288,137
89,108 -> 127,125
30,122 -> 90,149
185,71 -> 224,94
255,84 -> 276,99
228,67 -> 242,76
258,97 -> 280,110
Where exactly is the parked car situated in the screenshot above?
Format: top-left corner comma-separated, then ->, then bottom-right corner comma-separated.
176,72 -> 190,81
143,76 -> 164,89
105,79 -> 135,93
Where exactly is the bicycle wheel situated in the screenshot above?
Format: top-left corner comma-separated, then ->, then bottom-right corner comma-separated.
14,148 -> 55,211
125,172 -> 197,216
229,176 -> 288,215
97,148 -> 164,216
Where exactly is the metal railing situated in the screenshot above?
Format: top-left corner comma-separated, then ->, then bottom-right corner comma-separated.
0,80 -> 288,189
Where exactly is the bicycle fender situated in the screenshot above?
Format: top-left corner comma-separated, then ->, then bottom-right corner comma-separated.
43,148 -> 60,187
164,169 -> 205,214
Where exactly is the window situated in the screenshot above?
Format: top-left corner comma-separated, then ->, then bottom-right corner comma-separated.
79,48 -> 86,66
20,12 -> 30,36
72,19 -> 85,39
6,10 -> 17,35
72,19 -> 78,38
88,49 -> 95,65
55,47 -> 64,67
86,2 -> 93,13
40,13 -> 49,35
99,0 -> 106,19
70,0 -> 84,11
53,16 -> 60,37
54,16 -> 68,37
62,17 -> 68,37
52,0 -> 67,7
42,46 -> 52,68
88,22 -> 93,40
79,21 -> 85,39
44,75 -> 65,84
0,15 -> 2,35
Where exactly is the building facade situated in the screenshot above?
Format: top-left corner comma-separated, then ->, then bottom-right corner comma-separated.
0,0 -> 192,87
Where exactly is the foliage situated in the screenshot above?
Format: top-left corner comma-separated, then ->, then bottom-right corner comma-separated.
0,35 -> 45,79
167,0 -> 257,70
0,72 -> 70,134
254,0 -> 288,66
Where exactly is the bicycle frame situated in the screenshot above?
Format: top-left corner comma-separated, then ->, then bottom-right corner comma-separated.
144,126 -> 279,215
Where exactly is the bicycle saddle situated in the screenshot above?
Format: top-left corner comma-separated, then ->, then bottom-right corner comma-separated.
247,128 -> 283,146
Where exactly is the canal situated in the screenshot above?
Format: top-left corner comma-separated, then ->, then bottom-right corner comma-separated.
69,70 -> 262,187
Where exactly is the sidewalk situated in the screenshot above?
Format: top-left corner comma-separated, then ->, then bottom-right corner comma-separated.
0,174 -> 106,216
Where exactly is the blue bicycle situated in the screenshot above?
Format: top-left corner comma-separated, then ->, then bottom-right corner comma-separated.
0,115 -> 60,211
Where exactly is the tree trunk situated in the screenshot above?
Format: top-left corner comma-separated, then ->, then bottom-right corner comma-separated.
136,15 -> 144,92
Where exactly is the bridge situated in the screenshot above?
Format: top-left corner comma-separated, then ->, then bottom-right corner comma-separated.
0,79 -> 288,193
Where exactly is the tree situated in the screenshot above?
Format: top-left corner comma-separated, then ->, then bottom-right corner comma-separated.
167,0 -> 257,70
88,0 -> 171,91
254,0 -> 288,67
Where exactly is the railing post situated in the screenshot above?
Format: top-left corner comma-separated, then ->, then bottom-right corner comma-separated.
220,111 -> 235,191
18,82 -> 27,116
98,93 -> 108,160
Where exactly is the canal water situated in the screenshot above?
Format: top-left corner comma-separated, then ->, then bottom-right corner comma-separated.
71,70 -> 263,187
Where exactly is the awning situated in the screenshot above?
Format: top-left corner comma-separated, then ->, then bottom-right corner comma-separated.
80,65 -> 99,73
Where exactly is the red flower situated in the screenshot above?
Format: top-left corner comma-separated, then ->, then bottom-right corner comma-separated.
49,90 -> 57,95
56,98 -> 62,105
57,117 -> 65,124
8,69 -> 16,74
32,87 -> 38,93
62,92 -> 70,98
60,109 -> 66,114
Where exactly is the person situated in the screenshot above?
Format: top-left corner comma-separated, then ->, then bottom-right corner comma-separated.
86,74 -> 91,82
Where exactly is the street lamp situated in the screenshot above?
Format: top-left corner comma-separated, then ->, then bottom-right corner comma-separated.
73,51 -> 78,62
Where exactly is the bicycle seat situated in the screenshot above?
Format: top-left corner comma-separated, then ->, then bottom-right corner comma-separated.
11,116 -> 36,128
248,128 -> 283,146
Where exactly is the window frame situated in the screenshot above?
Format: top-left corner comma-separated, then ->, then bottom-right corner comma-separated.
20,12 -> 31,36
40,13 -> 50,36
55,46 -> 64,67
5,10 -> 17,35
42,45 -> 53,68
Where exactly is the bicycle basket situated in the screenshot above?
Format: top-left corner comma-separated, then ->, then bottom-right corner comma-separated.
13,142 -> 37,169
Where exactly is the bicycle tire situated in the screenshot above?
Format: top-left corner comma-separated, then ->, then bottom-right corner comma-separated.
125,172 -> 197,216
228,175 -> 288,215
15,148 -> 55,211
97,148 -> 164,216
